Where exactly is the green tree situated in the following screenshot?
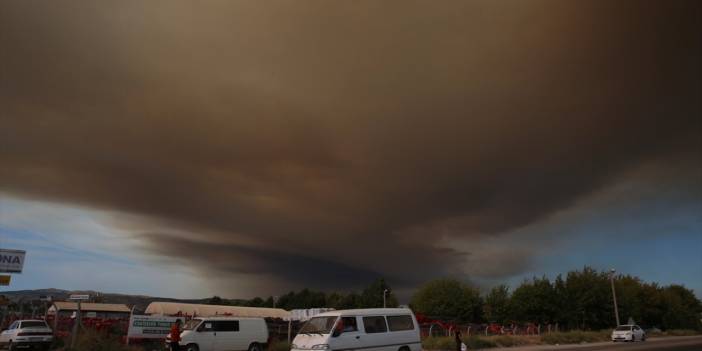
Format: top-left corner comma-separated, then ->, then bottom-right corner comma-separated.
552,274 -> 569,326
483,285 -> 510,324
336,293 -> 362,309
661,285 -> 702,330
639,283 -> 664,328
615,275 -> 644,325
208,296 -> 230,305
361,279 -> 398,308
248,297 -> 265,307
508,277 -> 556,324
564,267 -> 613,330
410,278 -> 482,322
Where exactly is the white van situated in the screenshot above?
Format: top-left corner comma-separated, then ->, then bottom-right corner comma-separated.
170,317 -> 269,351
291,308 -> 421,351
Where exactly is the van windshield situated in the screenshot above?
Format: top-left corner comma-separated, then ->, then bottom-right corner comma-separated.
299,316 -> 337,335
183,319 -> 202,330
615,326 -> 632,331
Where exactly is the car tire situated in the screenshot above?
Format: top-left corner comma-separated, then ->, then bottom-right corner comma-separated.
248,343 -> 262,351
7,341 -> 13,351
185,343 -> 199,351
399,346 -> 410,351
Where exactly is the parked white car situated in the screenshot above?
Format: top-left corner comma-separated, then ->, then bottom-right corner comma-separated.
167,317 -> 268,351
0,320 -> 53,351
611,324 -> 646,342
291,308 -> 421,351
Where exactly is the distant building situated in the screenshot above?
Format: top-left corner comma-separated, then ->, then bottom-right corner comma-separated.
47,301 -> 131,319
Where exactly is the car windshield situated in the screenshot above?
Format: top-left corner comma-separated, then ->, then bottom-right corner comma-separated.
615,326 -> 632,331
299,316 -> 338,334
183,319 -> 202,330
21,321 -> 48,329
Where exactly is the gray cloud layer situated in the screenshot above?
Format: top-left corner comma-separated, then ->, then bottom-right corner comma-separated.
1,1 -> 700,294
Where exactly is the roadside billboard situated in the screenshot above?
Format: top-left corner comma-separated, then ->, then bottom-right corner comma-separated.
127,315 -> 185,340
0,249 -> 25,273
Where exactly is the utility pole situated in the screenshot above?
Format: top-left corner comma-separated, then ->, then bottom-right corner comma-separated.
609,268 -> 620,326
383,289 -> 388,308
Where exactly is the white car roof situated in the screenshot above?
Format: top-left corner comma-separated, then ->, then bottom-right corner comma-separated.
194,316 -> 264,321
316,308 -> 414,317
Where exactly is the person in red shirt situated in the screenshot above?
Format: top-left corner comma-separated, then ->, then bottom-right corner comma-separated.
170,319 -> 182,351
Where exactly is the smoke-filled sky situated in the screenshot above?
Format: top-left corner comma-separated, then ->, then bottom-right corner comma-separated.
1,1 -> 700,300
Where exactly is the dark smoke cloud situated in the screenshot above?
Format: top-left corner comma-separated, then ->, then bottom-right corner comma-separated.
1,1 -> 700,294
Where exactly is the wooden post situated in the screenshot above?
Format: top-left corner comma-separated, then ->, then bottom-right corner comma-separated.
53,304 -> 59,335
70,300 -> 81,349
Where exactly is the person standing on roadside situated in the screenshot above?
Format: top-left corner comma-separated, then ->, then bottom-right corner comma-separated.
170,319 -> 182,351
455,330 -> 463,351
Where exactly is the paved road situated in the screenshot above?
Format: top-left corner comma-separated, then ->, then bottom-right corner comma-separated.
488,336 -> 702,351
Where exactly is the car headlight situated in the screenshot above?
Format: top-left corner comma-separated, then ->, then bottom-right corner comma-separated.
311,344 -> 330,350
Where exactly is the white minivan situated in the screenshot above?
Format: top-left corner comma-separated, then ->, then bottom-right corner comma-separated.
169,317 -> 269,351
291,308 -> 421,351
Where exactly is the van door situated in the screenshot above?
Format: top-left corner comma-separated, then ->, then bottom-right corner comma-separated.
360,316 -> 391,351
213,320 -> 241,351
386,315 -> 421,351
196,321 -> 216,351
331,317 -> 362,351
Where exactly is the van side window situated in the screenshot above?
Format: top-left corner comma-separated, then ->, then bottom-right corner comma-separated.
339,317 -> 358,332
214,321 -> 240,332
199,322 -> 214,332
387,315 -> 414,331
362,316 -> 387,333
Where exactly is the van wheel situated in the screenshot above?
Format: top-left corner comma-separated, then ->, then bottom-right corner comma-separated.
185,343 -> 199,351
399,346 -> 410,351
249,343 -> 262,351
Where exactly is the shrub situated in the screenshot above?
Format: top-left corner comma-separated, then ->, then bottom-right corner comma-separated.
488,335 -> 537,347
268,341 -> 291,351
422,336 -> 496,350
465,336 -> 496,349
67,329 -> 141,351
661,329 -> 701,336
422,336 -> 456,350
540,330 -> 610,345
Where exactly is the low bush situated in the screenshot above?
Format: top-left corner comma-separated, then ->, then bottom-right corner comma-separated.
422,336 -> 496,350
268,341 -> 291,351
422,336 -> 455,350
487,335 -> 538,347
465,336 -> 496,349
540,330 -> 610,345
658,329 -> 702,336
58,329 -> 141,351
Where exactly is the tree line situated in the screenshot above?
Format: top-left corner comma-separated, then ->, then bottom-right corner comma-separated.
208,267 -> 701,331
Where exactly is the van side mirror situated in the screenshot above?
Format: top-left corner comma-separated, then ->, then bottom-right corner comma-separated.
332,329 -> 341,337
